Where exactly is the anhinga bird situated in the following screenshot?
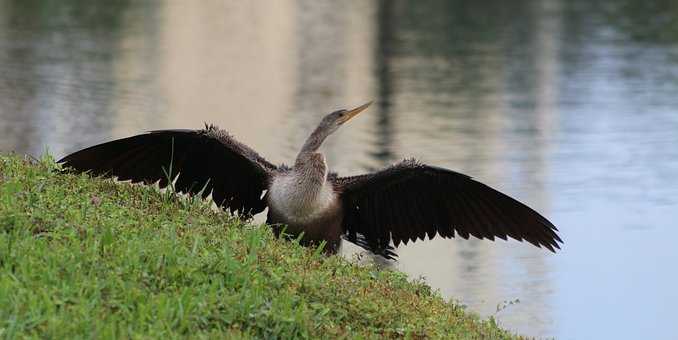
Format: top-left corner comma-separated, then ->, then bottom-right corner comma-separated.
59,102 -> 561,259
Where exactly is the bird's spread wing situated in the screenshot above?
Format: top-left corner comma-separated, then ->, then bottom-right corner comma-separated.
59,125 -> 276,216
334,159 -> 562,259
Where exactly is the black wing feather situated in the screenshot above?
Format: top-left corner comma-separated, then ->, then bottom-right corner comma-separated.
59,125 -> 276,216
335,159 -> 562,259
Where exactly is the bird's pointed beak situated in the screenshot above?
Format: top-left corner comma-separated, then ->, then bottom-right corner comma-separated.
338,101 -> 372,124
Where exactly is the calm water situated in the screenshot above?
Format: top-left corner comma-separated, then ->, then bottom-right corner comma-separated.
2,1 -> 678,338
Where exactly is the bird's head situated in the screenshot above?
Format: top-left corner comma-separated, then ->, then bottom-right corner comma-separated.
317,101 -> 372,135
299,102 -> 372,155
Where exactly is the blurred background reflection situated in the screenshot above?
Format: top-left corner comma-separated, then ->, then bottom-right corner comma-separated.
2,1 -> 678,338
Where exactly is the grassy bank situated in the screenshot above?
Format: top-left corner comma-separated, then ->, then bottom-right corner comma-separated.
0,154 -> 518,339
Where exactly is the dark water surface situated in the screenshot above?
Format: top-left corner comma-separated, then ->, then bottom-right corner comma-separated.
2,1 -> 678,338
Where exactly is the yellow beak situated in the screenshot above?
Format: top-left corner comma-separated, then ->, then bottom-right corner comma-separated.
338,101 -> 372,124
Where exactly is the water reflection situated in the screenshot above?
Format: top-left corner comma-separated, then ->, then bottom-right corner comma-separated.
2,1 -> 678,339
372,0 -> 397,165
376,1 -> 560,336
0,1 -> 129,156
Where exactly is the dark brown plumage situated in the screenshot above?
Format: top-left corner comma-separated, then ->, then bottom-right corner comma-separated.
336,160 -> 561,258
60,126 -> 275,216
59,104 -> 562,259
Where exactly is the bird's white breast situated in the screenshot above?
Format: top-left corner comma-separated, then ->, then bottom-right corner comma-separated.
268,174 -> 335,224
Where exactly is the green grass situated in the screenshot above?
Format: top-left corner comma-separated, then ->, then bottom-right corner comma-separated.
0,154 -> 519,339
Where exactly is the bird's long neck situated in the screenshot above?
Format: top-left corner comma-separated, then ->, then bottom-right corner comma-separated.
298,125 -> 330,157
291,124 -> 331,194
293,152 -> 328,191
